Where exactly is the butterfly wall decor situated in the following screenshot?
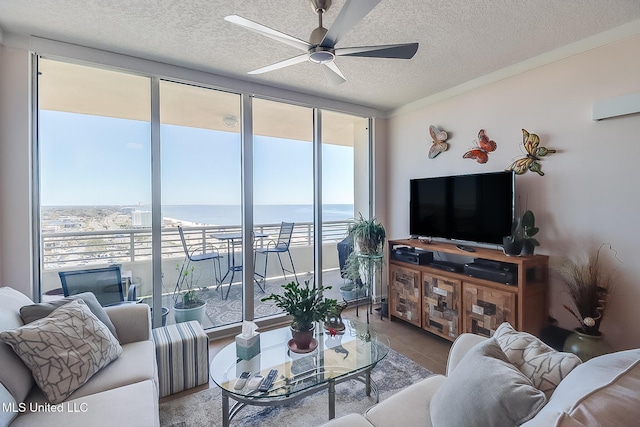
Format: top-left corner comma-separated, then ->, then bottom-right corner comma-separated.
463,129 -> 497,164
428,125 -> 449,159
506,129 -> 556,176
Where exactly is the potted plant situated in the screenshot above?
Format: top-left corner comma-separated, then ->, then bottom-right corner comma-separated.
325,300 -> 348,332
503,209 -> 540,256
343,214 -> 386,303
341,251 -> 365,300
173,264 -> 207,324
558,244 -> 617,360
261,280 -> 337,352
520,210 -> 540,255
348,213 -> 386,255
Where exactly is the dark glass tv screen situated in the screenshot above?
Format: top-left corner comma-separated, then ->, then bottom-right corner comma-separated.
410,171 -> 514,245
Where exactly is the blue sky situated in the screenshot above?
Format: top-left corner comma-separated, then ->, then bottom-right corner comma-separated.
40,111 -> 355,206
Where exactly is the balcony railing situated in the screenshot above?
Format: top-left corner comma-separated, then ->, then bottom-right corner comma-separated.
41,220 -> 352,270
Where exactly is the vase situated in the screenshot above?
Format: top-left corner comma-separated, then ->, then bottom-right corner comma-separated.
289,323 -> 316,352
521,239 -> 536,255
563,328 -> 612,362
502,237 -> 523,256
151,306 -> 170,326
173,301 -> 206,324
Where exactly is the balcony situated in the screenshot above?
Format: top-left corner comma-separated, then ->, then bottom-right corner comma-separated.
41,220 -> 354,329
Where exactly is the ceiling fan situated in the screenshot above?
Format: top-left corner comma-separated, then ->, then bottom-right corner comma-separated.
224,0 -> 419,85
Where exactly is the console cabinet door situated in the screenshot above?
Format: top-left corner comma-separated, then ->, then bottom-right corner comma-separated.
422,273 -> 460,340
462,282 -> 515,337
389,264 -> 421,326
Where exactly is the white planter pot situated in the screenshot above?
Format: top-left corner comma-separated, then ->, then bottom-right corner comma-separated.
173,301 -> 206,324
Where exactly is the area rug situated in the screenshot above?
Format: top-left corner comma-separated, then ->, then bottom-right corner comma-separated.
159,348 -> 433,427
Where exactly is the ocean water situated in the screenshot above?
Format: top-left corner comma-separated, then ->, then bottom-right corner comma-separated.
161,204 -> 354,226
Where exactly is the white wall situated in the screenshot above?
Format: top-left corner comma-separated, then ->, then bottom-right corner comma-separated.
0,44 -> 33,298
387,35 -> 640,351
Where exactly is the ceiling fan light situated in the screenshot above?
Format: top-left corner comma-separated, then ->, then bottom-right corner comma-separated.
308,47 -> 335,64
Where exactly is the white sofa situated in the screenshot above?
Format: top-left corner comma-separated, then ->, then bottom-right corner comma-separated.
322,332 -> 640,427
0,287 -> 159,427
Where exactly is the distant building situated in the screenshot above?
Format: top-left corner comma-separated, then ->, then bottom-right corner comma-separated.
131,210 -> 152,228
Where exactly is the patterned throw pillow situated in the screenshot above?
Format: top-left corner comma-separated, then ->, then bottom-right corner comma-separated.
494,322 -> 581,399
0,299 -> 122,404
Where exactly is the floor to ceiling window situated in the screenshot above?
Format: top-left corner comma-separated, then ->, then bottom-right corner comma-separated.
321,110 -> 369,308
252,98 -> 314,320
160,81 -> 242,328
38,58 -> 154,311
35,56 -> 372,330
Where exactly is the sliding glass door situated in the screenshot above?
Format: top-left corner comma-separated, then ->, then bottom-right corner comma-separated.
252,98 -> 314,320
159,81 -> 242,327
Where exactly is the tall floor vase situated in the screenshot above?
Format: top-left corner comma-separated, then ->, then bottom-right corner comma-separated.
563,328 -> 612,362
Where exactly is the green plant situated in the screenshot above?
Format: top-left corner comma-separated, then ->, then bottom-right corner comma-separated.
342,250 -> 364,286
348,213 -> 386,255
505,215 -> 524,243
521,210 -> 540,247
174,264 -> 205,309
261,280 -> 338,331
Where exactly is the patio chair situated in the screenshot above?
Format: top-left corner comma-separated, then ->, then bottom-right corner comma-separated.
58,264 -> 138,307
254,222 -> 298,291
176,225 -> 223,296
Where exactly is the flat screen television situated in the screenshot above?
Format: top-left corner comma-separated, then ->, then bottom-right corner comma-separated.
410,171 -> 514,245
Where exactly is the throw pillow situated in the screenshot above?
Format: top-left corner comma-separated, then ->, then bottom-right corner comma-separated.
0,299 -> 122,404
20,292 -> 119,339
494,322 -> 581,399
430,338 -> 546,427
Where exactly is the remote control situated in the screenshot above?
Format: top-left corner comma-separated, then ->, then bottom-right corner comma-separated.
258,369 -> 278,392
233,371 -> 251,390
247,374 -> 264,390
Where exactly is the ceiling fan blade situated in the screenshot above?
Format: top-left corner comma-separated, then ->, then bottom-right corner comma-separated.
247,54 -> 309,75
321,62 -> 347,85
224,15 -> 312,52
320,0 -> 383,48
336,43 -> 419,59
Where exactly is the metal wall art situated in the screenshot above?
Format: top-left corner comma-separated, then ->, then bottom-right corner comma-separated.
428,125 -> 449,159
463,129 -> 497,164
506,129 -> 556,176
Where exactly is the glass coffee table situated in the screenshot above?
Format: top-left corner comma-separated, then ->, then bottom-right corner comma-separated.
210,319 -> 390,427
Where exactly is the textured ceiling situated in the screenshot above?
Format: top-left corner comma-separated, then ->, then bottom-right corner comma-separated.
1,0 -> 639,112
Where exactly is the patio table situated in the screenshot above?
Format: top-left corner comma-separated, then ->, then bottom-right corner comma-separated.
211,231 -> 268,299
